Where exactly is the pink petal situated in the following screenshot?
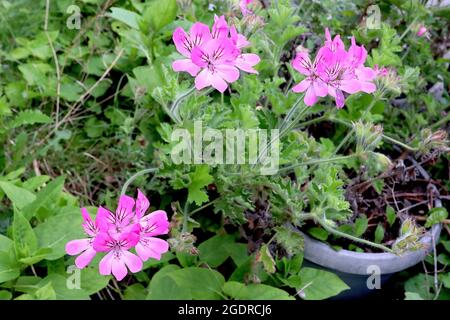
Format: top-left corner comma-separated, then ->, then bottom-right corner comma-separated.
334,89 -> 345,108
360,82 -> 377,93
195,69 -> 212,90
172,59 -> 201,76
135,237 -> 169,261
66,239 -> 90,255
189,22 -> 211,46
212,15 -> 228,39
117,231 -> 140,250
339,79 -> 361,94
122,251 -> 143,273
235,54 -> 260,74
292,52 -> 312,76
292,78 -> 310,93
135,189 -> 150,220
211,75 -> 228,93
115,195 -> 135,227
75,246 -> 96,269
304,86 -> 318,106
92,233 -> 111,252
99,251 -> 114,276
140,210 -> 169,236
111,254 -> 128,281
215,64 -> 240,83
172,27 -> 191,57
81,208 -> 97,237
191,46 -> 208,68
203,38 -> 235,64
313,79 -> 328,97
96,206 -> 114,231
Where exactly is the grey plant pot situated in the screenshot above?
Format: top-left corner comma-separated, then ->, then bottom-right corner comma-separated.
299,199 -> 443,299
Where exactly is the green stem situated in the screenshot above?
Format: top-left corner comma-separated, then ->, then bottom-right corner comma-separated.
296,113 -> 328,128
170,86 -> 196,123
254,94 -> 305,167
279,155 -> 356,173
399,16 -> 419,41
333,96 -> 379,154
316,216 -> 394,253
431,113 -> 450,130
332,115 -> 418,152
182,200 -> 190,233
382,134 -> 418,151
120,167 -> 158,196
189,199 -> 218,215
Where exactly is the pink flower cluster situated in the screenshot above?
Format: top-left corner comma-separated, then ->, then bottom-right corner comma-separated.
172,15 -> 260,93
292,29 -> 377,108
65,190 -> 170,281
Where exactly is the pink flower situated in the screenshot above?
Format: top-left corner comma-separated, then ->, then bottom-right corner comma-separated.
134,190 -> 170,261
93,231 -> 142,281
172,22 -> 211,76
417,26 -> 427,37
291,29 -> 377,108
171,17 -> 260,92
65,189 -> 170,281
191,38 -> 240,92
65,208 -> 102,269
292,50 -> 328,106
240,0 -> 253,16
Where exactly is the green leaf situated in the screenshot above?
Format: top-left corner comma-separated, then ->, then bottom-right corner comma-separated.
84,117 -> 107,138
0,290 -> 12,300
19,248 -> 52,265
147,265 -> 192,300
187,165 -> 213,206
34,282 -> 56,300
386,206 -> 396,227
354,215 -> 368,237
108,7 -> 140,29
258,244 -> 276,274
143,0 -> 177,31
22,176 -> 65,220
124,284 -> 147,300
297,268 -> 349,300
0,235 -> 13,252
440,273 -> 450,289
425,207 -> 448,228
374,224 -> 385,244
307,227 -> 328,241
13,276 -> 42,294
176,251 -> 197,268
441,240 -> 450,253
404,292 -> 424,300
169,267 -> 225,300
13,210 -> 37,259
34,208 -> 85,260
80,264 -> 111,295
274,226 -> 304,255
0,252 -> 20,283
404,274 -> 432,300
198,235 -> 235,268
223,281 -> 294,300
0,181 -> 36,211
10,110 -> 52,128
39,274 -> 90,300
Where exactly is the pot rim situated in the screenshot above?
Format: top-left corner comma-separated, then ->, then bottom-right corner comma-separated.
300,158 -> 443,275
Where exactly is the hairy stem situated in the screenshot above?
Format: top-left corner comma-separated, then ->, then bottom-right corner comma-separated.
120,167 -> 158,195
316,216 -> 394,253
